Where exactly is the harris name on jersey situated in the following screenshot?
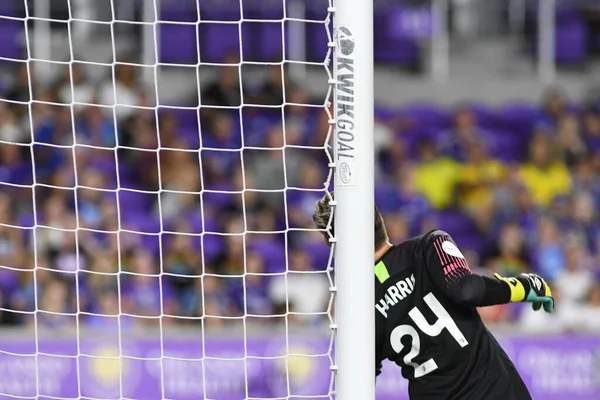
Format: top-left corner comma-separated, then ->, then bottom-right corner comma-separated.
376,274 -> 415,318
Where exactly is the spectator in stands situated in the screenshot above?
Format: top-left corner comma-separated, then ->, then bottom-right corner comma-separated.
57,63 -> 94,114
203,111 -> 240,150
77,105 -> 116,149
382,213 -> 410,244
378,134 -> 407,176
572,157 -> 600,201
519,134 -> 572,207
36,278 -> 74,329
497,178 -> 540,238
534,217 -> 566,281
0,194 -> 26,325
385,166 -> 430,229
519,286 -> 578,334
196,273 -> 236,327
285,87 -> 320,146
86,290 -> 133,329
582,109 -> 600,154
570,191 -> 598,248
85,256 -> 117,299
579,283 -> 600,332
157,150 -> 202,221
288,159 -> 326,229
439,106 -> 490,162
36,194 -> 76,261
98,60 -> 144,123
556,113 -> 587,167
0,102 -> 25,143
412,138 -> 460,209
554,238 -> 594,306
246,125 -> 306,206
0,142 -> 32,185
5,63 -> 31,121
216,217 -> 245,276
269,248 -> 329,326
77,168 -> 107,229
536,87 -> 568,130
201,53 -> 244,108
121,249 -> 177,321
164,224 -> 202,316
456,140 -> 507,225
230,253 -> 272,317
484,221 -> 530,276
257,64 -> 294,106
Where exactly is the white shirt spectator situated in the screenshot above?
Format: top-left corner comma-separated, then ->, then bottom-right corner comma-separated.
578,305 -> 600,333
269,272 -> 329,317
98,80 -> 140,121
518,297 -> 579,334
59,83 -> 94,111
554,268 -> 593,305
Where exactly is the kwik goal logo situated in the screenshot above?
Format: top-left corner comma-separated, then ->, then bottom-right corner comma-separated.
336,26 -> 355,185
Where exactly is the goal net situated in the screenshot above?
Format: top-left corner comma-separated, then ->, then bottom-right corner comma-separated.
0,0 -> 337,398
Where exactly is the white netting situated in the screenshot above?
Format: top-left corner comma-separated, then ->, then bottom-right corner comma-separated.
0,0 -> 336,398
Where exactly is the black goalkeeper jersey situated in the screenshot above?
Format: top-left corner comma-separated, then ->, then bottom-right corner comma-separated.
375,230 -> 532,400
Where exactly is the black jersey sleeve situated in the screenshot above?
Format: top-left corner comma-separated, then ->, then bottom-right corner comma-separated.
422,230 -> 511,307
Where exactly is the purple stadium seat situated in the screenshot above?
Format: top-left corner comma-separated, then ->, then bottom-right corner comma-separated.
464,103 -> 498,128
303,240 -> 331,271
499,103 -> 539,135
199,24 -> 252,63
555,16 -> 588,64
528,4 -> 589,65
249,239 -> 286,273
400,103 -> 451,129
258,22 -> 284,61
374,8 -> 420,66
159,23 -> 198,64
374,105 -> 396,121
487,130 -> 528,162
201,234 -> 225,261
169,108 -> 199,131
198,0 -> 240,21
17,213 -> 35,228
159,0 -> 198,22
242,0 -> 283,20
389,6 -> 435,40
435,210 -> 477,236
0,19 -> 23,61
185,211 -> 220,234
118,190 -> 155,215
141,234 -> 161,256
305,21 -> 330,63
180,129 -> 201,149
121,213 -> 161,234
452,234 -> 485,255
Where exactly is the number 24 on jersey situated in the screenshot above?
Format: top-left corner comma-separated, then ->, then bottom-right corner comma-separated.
390,293 -> 469,378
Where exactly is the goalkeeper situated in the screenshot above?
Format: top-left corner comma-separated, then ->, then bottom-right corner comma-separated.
313,194 -> 554,400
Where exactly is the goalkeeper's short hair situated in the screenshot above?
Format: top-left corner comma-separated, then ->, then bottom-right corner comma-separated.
312,192 -> 388,248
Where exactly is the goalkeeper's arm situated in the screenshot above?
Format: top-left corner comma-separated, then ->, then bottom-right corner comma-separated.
423,230 -> 554,312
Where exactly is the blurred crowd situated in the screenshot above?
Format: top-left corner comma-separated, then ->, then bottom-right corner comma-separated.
0,58 -> 600,334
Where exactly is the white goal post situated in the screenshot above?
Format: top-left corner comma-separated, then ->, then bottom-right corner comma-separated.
0,0 -> 374,398
333,0 -> 375,399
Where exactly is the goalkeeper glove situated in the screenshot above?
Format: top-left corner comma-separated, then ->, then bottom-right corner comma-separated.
494,273 -> 554,313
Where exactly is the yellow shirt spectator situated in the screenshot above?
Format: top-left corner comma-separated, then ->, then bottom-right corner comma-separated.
519,162 -> 571,207
413,157 -> 460,209
458,159 -> 507,211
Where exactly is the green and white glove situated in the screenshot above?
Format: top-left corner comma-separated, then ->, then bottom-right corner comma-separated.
494,273 -> 554,313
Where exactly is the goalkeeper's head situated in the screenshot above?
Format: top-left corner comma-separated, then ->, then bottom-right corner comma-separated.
312,192 -> 388,249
